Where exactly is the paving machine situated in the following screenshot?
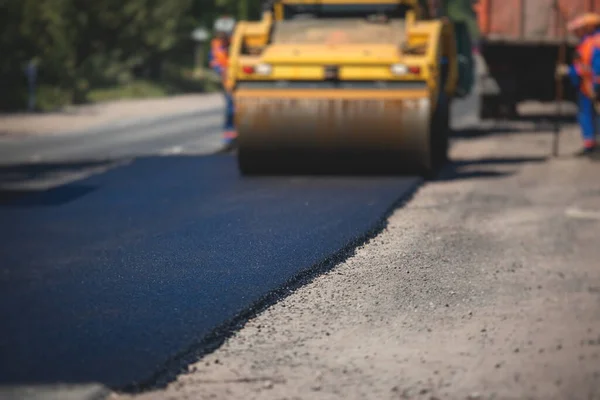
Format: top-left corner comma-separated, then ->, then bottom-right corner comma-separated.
226,0 -> 473,176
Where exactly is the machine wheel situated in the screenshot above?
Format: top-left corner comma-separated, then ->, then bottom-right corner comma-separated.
433,95 -> 450,167
415,96 -> 449,179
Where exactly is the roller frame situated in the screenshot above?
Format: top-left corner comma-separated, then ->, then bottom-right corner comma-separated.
228,0 -> 455,177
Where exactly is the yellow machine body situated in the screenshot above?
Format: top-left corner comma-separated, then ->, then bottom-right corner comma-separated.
228,0 -> 460,175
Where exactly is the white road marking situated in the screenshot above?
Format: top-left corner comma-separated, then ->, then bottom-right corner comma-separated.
160,146 -> 184,155
565,207 -> 600,220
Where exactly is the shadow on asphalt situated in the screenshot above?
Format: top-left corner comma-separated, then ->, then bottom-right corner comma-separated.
435,156 -> 548,182
0,185 -> 97,207
0,151 -> 550,207
0,160 -> 118,207
0,160 -> 111,182
453,114 -> 576,140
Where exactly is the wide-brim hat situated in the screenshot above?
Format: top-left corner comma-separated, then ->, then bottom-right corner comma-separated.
567,13 -> 600,32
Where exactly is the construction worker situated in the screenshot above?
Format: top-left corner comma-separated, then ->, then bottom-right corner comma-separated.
209,17 -> 237,148
557,13 -> 600,156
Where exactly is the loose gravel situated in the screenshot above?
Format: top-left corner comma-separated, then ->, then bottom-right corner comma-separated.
115,122 -> 600,400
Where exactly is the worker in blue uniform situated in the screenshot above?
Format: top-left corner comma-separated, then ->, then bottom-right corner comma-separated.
558,13 -> 600,156
209,17 -> 237,148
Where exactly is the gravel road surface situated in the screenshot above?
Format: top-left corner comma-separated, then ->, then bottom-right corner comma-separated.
116,123 -> 600,400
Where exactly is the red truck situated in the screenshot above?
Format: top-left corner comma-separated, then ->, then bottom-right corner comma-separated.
474,0 -> 600,118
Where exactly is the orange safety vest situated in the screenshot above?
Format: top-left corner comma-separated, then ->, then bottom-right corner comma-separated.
574,33 -> 600,97
210,38 -> 229,71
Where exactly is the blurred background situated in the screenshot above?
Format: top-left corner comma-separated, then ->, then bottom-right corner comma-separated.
0,0 -> 483,113
0,0 -> 270,112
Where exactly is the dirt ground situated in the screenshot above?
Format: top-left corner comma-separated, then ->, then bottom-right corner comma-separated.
0,94 -> 222,137
114,121 -> 600,400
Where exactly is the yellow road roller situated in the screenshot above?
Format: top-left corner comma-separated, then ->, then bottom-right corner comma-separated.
226,0 -> 469,176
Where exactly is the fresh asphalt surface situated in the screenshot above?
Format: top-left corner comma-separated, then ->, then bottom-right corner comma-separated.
0,152 -> 418,388
0,91 -> 478,390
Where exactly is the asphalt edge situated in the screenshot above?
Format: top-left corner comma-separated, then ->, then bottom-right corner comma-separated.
113,175 -> 425,396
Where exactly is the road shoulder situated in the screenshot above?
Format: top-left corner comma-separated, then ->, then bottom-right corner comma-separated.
116,123 -> 600,400
0,93 -> 223,137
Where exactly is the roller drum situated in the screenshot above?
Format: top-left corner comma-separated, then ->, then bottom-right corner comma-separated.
235,89 -> 447,176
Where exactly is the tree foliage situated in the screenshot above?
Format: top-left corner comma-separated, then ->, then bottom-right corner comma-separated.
0,0 -> 264,110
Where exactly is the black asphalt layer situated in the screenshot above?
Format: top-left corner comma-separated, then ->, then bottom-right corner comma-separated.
0,153 -> 419,389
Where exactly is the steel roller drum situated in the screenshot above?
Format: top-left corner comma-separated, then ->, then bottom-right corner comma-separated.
235,84 -> 438,175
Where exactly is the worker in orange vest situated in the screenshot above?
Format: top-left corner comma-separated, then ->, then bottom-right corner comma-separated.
209,17 -> 237,148
557,13 -> 600,156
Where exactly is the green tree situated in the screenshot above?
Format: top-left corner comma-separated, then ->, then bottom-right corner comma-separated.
0,0 -> 267,110
0,0 -> 32,109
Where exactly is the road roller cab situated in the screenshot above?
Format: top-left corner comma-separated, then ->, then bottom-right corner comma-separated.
228,0 -> 465,177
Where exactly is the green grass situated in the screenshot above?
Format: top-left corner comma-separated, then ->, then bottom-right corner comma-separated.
12,66 -> 224,112
85,69 -> 223,104
37,85 -> 73,112
86,80 -> 168,103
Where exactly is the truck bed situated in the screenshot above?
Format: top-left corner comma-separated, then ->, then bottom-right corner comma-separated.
476,0 -> 600,44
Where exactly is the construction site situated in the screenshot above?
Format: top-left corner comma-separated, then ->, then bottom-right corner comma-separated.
0,1 -> 599,399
